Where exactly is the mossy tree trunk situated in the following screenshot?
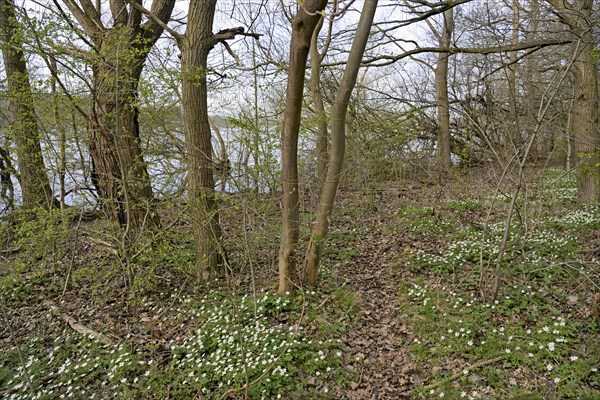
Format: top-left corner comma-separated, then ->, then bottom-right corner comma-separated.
0,0 -> 56,210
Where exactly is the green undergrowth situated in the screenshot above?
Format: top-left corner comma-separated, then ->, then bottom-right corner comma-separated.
0,208 -> 73,274
539,168 -> 578,204
400,282 -> 599,399
0,290 -> 347,399
324,231 -> 361,262
388,204 -> 456,238
397,169 -> 600,399
409,221 -> 579,279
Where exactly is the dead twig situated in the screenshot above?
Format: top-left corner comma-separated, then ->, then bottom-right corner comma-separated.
0,247 -> 20,254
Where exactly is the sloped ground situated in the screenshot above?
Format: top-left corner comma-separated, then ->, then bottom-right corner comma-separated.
1,168 -> 599,399
327,170 -> 600,399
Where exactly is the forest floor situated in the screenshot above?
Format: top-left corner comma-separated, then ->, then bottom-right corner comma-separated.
1,167 -> 599,399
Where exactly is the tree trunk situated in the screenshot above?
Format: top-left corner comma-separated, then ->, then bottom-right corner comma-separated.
565,94 -> 574,171
59,0 -> 175,228
89,30 -> 157,228
0,0 -> 56,210
572,37 -> 599,203
435,8 -> 453,170
309,16 -> 329,189
180,0 -> 224,281
523,0 -> 540,161
49,57 -> 67,209
0,145 -> 15,210
278,0 -> 329,295
304,0 -> 378,287
548,0 -> 599,203
506,0 -> 520,159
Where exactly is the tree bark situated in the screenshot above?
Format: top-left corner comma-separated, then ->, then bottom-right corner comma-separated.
89,29 -> 157,228
523,0 -> 540,161
61,0 -> 175,228
304,0 -> 378,287
0,145 -> 15,210
278,0 -> 329,295
180,0 -> 224,281
1,0 -> 56,210
572,38 -> 599,204
309,16 -> 329,189
547,0 -> 599,203
506,0 -> 520,158
435,8 -> 453,170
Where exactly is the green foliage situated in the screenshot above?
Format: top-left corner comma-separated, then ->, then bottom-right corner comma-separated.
398,168 -> 599,399
409,218 -> 577,278
0,291 -> 345,399
446,199 -> 484,213
392,205 -> 454,237
332,287 -> 358,318
129,230 -> 197,292
304,285 -> 359,337
401,283 -> 599,399
324,231 -> 361,262
10,208 -> 72,261
553,205 -> 600,231
0,209 -> 73,303
540,168 -> 577,204
228,113 -> 281,193
0,333 -> 145,400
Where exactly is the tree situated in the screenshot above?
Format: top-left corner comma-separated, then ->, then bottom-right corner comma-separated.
278,0 -> 329,294
57,0 -> 176,228
434,8 -> 454,170
1,0 -> 56,210
308,7 -> 335,189
304,0 -> 379,286
130,0 -> 259,279
0,144 -> 15,211
546,0 -> 599,203
179,1 -> 225,280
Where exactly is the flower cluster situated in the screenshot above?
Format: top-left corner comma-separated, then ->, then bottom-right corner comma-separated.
168,291 -> 342,398
1,292 -> 343,399
404,283 -> 599,399
554,205 -> 600,229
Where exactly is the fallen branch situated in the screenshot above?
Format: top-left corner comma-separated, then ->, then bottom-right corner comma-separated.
44,300 -> 114,346
84,235 -> 118,256
421,355 -> 506,391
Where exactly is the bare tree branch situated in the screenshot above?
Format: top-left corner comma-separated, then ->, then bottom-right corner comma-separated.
212,26 -> 261,44
77,0 -> 103,30
60,0 -> 104,36
125,0 -> 182,42
142,0 -> 177,43
324,38 -> 572,68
